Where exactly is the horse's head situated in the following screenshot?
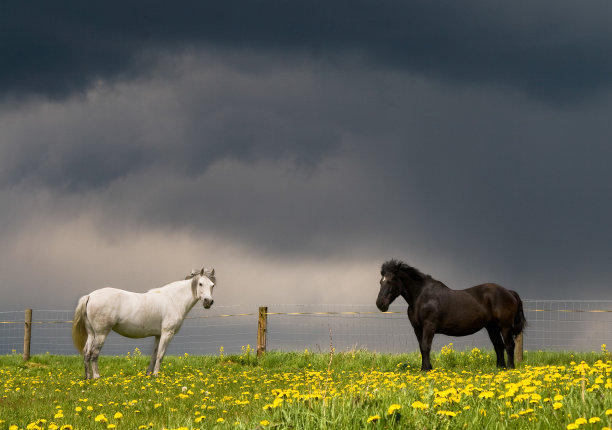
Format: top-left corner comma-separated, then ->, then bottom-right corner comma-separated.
376,264 -> 401,312
193,267 -> 216,309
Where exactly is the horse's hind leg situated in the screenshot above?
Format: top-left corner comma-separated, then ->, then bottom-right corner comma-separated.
485,323 -> 506,368
500,327 -> 516,369
89,330 -> 110,379
83,335 -> 95,379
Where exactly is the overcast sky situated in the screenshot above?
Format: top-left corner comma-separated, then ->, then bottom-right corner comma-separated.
2,1 -> 612,312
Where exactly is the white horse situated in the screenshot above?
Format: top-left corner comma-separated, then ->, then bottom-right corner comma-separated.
72,267 -> 216,379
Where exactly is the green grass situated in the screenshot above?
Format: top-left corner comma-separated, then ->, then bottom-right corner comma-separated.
1,345 -> 611,429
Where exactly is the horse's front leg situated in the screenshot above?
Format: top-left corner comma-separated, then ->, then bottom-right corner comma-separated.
419,324 -> 435,371
152,330 -> 175,376
147,336 -> 161,376
413,323 -> 435,371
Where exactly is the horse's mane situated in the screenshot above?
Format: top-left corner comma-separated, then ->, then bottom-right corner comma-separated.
185,268 -> 216,285
381,259 -> 429,283
205,270 -> 216,285
185,270 -> 199,280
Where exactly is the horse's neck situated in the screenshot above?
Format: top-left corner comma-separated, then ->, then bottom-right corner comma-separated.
399,275 -> 423,307
164,279 -> 198,315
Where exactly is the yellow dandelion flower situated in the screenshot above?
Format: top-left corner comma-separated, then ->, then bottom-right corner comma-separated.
567,424 -> 578,430
114,412 -> 123,419
478,391 -> 494,399
60,426 -> 74,430
387,404 -> 401,414
589,417 -> 601,423
411,400 -> 429,410
217,418 -> 225,423
553,402 -> 563,410
575,418 -> 587,425
107,425 -> 116,429
367,415 -> 381,423
260,420 -> 270,426
606,409 -> 612,416
95,414 -> 108,423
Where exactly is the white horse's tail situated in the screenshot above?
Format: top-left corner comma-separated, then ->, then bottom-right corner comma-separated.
72,295 -> 89,355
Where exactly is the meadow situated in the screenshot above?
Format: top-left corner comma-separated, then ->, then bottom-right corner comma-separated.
1,345 -> 612,430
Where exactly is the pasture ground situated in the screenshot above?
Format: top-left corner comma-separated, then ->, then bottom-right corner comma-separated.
1,345 -> 612,429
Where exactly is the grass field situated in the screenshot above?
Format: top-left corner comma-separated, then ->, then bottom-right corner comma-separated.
1,344 -> 612,429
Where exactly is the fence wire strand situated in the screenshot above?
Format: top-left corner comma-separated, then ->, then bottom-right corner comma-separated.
1,301 -> 612,356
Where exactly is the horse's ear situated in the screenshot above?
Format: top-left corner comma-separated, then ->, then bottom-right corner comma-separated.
200,267 -> 205,275
210,268 -> 215,276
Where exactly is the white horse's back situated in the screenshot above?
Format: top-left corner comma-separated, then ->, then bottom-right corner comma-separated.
87,287 -> 165,338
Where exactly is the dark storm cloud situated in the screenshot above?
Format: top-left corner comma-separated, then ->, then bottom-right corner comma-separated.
2,0 -> 612,313
4,56 -> 607,295
0,54 -> 345,191
2,1 -> 612,102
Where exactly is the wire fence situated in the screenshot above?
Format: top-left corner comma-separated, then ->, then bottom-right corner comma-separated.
1,300 -> 612,357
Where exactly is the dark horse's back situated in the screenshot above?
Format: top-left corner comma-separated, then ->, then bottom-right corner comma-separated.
461,283 -> 526,338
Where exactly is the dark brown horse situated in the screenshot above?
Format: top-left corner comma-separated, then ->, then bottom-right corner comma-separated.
376,260 -> 526,371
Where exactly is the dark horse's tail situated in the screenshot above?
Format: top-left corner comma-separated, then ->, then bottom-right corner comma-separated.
510,290 -> 526,338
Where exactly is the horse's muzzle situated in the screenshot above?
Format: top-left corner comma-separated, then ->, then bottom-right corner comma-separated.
376,298 -> 389,312
203,299 -> 214,309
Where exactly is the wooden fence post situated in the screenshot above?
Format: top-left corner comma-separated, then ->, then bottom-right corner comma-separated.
515,332 -> 524,363
23,309 -> 32,361
257,306 -> 268,357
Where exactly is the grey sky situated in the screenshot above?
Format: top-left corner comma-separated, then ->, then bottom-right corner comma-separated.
1,2 -> 612,312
